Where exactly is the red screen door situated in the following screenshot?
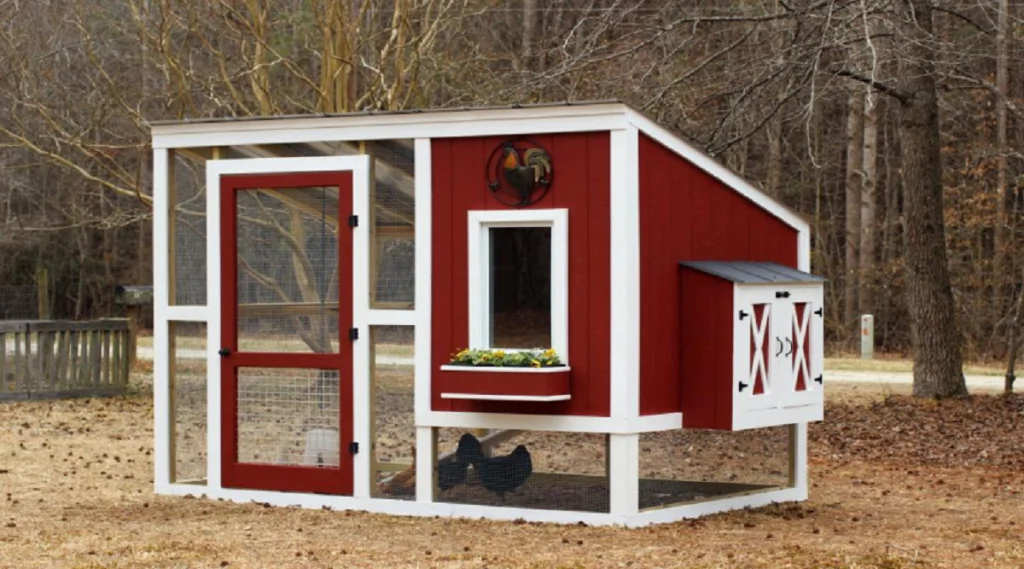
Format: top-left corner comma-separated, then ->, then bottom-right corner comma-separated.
220,171 -> 354,495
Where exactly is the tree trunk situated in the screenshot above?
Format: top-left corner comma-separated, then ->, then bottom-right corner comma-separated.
765,118 -> 783,198
522,0 -> 537,73
896,0 -> 967,398
844,91 -> 864,333
859,97 -> 878,317
994,0 -> 1010,310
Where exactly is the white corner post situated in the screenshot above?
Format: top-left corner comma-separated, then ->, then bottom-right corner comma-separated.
351,157 -> 372,499
609,126 -> 640,420
608,433 -> 639,515
412,138 -> 436,503
152,147 -> 172,490
788,422 -> 809,498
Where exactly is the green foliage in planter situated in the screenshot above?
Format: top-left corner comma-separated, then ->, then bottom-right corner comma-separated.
448,348 -> 563,368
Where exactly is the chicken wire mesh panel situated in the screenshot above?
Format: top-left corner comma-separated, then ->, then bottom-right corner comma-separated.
235,187 -> 340,353
371,326 -> 415,499
171,321 -> 207,483
173,154 -> 207,306
235,367 -> 341,466
368,140 -> 415,309
432,429 -> 609,513
638,426 -> 790,511
0,286 -> 37,319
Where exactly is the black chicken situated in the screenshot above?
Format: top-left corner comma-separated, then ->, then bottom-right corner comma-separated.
437,433 -> 485,498
463,443 -> 534,504
501,146 -> 551,204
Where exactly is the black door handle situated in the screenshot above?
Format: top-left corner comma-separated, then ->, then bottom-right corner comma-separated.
775,338 -> 784,356
784,338 -> 793,357
218,348 -> 231,357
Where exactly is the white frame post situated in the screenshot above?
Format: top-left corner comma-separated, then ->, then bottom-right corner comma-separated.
608,433 -> 639,515
609,127 -> 640,420
152,147 -> 172,491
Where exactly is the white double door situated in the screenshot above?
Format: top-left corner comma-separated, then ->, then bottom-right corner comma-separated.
734,285 -> 823,413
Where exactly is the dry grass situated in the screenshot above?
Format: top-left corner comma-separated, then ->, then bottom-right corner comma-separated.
1,386 -> 1023,568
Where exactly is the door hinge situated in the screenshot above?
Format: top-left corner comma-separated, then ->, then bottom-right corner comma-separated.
349,441 -> 359,455
739,310 -> 749,320
349,327 -> 359,341
813,375 -> 823,385
775,291 -> 791,299
738,381 -> 749,392
348,214 -> 359,228
814,307 -> 823,317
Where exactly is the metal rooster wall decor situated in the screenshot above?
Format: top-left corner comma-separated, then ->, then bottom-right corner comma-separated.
486,138 -> 553,207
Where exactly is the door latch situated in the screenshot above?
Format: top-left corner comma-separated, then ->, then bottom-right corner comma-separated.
218,348 -> 231,357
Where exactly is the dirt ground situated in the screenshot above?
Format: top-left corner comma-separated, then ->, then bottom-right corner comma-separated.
1,383 -> 1023,568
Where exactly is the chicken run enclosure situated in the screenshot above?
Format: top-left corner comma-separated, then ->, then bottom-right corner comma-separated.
150,102 -> 824,526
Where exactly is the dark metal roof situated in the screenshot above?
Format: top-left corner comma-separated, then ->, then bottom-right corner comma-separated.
146,99 -> 628,127
679,261 -> 825,284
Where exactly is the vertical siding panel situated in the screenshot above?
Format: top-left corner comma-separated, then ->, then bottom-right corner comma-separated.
430,131 -> 612,417
552,133 -> 589,414
585,132 -> 612,416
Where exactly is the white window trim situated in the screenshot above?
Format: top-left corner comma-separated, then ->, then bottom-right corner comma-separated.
466,208 -> 569,364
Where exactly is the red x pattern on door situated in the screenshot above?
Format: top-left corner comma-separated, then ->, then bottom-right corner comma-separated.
792,303 -> 811,392
749,303 -> 771,395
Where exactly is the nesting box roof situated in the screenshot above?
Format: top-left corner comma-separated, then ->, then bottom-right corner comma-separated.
679,261 -> 824,284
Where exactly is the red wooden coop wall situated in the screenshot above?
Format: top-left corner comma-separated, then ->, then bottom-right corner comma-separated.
430,132 -> 612,416
638,134 -> 800,417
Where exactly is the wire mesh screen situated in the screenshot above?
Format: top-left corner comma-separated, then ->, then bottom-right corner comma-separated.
173,153 -> 207,306
638,426 -> 790,510
368,140 -> 415,309
371,326 -> 415,499
0,286 -> 37,319
433,429 -> 609,512
235,187 -> 340,353
235,367 -> 340,466
171,321 -> 207,483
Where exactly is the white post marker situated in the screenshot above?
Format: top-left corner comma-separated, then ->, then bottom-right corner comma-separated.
860,314 -> 874,360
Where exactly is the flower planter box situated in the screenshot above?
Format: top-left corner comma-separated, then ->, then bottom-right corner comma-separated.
436,365 -> 572,402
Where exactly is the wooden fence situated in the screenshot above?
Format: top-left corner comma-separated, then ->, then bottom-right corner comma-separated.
0,319 -> 131,401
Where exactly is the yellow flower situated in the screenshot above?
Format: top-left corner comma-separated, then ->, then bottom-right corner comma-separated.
531,359 -> 541,368
543,348 -> 557,358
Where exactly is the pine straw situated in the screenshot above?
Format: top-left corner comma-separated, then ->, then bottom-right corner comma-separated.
1,386 -> 1022,568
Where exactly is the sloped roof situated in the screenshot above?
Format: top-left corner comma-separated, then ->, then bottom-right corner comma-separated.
679,261 -> 824,284
148,100 -> 809,237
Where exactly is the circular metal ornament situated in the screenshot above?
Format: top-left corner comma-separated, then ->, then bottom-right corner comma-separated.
485,138 -> 554,207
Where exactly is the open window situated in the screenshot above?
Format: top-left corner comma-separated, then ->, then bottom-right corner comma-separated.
467,209 -> 568,363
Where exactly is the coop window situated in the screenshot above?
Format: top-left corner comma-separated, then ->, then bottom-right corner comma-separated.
467,209 -> 568,361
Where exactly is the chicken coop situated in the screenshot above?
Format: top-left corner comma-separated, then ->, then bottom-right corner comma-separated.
149,101 -> 824,527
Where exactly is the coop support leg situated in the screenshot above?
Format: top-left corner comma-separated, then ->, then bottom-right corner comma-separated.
608,433 -> 639,516
415,426 -> 436,503
788,422 -> 808,498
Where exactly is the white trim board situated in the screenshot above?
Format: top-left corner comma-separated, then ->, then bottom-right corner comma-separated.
152,106 -> 630,150
609,127 -> 641,419
153,482 -> 804,528
415,410 -> 682,434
